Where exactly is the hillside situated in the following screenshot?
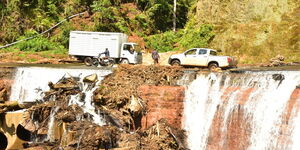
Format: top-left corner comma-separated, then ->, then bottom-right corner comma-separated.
0,0 -> 194,63
194,0 -> 300,63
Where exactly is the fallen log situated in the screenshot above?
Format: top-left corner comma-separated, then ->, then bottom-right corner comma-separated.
48,82 -> 79,90
0,101 -> 25,114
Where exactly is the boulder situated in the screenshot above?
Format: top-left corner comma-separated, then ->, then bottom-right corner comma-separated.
127,95 -> 144,114
83,74 -> 98,83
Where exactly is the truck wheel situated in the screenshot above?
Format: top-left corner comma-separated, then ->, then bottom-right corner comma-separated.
171,60 -> 180,66
92,58 -> 99,66
208,63 -> 218,71
120,59 -> 129,64
84,57 -> 93,66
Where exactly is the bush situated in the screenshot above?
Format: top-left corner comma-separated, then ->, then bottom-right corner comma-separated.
10,30 -> 67,52
145,24 -> 215,52
145,31 -> 181,52
178,24 -> 215,49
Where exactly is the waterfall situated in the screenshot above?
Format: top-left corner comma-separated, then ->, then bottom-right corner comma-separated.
184,71 -> 300,150
10,67 -> 111,103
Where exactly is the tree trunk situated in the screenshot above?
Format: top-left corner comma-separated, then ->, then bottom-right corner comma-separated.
173,0 -> 177,32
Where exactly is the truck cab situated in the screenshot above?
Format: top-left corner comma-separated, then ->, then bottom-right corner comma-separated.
168,48 -> 237,70
120,43 -> 142,64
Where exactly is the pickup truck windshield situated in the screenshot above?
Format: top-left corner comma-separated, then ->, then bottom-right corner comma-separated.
210,51 -> 217,56
186,49 -> 197,55
199,49 -> 207,55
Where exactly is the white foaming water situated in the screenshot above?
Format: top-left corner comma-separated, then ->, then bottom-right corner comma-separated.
10,67 -> 111,103
68,77 -> 106,125
184,71 -> 300,150
47,106 -> 60,142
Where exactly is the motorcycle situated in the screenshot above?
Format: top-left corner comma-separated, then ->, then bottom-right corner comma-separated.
92,53 -> 115,67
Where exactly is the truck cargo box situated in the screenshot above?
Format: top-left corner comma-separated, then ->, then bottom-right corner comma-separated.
69,31 -> 128,58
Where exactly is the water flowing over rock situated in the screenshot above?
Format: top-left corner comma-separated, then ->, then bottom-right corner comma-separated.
3,65 -> 186,149
4,65 -> 300,150
10,67 -> 112,103
184,71 -> 300,150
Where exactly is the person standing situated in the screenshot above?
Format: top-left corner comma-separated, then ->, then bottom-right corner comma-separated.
151,50 -> 160,64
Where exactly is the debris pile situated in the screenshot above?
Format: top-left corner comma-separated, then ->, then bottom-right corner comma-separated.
269,55 -> 286,66
140,119 -> 187,150
261,55 -> 291,67
94,64 -> 184,129
63,121 -> 120,150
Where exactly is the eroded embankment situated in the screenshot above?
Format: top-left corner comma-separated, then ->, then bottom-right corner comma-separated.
0,65 -> 188,150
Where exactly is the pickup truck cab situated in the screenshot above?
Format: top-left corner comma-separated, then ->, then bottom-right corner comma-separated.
168,48 -> 237,70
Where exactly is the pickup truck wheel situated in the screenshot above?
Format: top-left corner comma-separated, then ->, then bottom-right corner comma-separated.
208,63 -> 218,71
84,57 -> 93,66
171,60 -> 180,66
120,59 -> 129,64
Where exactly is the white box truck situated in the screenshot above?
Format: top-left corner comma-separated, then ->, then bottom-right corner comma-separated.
68,31 -> 142,65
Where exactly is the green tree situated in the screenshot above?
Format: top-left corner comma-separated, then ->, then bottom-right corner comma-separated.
134,0 -> 191,32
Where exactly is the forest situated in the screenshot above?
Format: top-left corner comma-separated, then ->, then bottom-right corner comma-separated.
0,0 -> 213,53
0,0 -> 299,64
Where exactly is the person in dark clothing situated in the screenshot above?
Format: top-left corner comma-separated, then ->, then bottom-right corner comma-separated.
151,50 -> 160,64
100,48 -> 110,58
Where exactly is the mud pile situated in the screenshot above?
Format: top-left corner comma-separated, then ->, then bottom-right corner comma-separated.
16,65 -> 187,149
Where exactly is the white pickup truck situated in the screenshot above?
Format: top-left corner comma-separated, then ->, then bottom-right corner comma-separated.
168,48 -> 237,70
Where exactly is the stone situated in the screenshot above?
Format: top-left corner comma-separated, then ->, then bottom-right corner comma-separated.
128,95 -> 143,114
83,74 -> 98,83
212,67 -> 222,72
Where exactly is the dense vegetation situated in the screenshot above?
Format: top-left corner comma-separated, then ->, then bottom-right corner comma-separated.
0,0 -> 209,55
2,0 -> 296,64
